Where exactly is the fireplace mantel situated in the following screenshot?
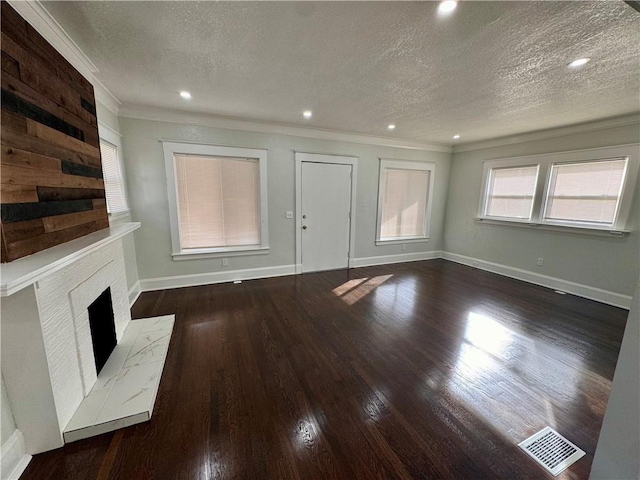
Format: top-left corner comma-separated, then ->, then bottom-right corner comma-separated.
1,223 -> 140,297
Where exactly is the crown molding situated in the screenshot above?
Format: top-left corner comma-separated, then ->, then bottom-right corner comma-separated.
8,0 -> 98,81
93,78 -> 121,116
119,105 -> 452,153
453,113 -> 640,154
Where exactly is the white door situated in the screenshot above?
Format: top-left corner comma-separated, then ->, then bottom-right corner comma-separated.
301,162 -> 352,273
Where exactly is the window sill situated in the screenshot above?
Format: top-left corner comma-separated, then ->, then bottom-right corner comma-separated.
474,217 -> 629,237
376,237 -> 430,246
172,246 -> 270,261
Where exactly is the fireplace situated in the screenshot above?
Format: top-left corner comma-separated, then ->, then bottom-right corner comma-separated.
87,288 -> 117,375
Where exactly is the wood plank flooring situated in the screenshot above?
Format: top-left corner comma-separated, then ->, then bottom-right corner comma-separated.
21,259 -> 628,479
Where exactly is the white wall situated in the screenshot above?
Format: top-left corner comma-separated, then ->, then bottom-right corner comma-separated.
444,123 -> 640,297
590,280 -> 640,479
119,116 -> 451,284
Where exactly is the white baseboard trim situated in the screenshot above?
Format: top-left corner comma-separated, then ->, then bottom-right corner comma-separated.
128,281 -> 141,307
1,429 -> 31,480
441,251 -> 632,309
139,265 -> 297,292
350,250 -> 442,268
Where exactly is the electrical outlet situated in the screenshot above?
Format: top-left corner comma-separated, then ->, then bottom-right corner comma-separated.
402,244 -> 406,251
221,258 -> 229,267
285,211 -> 293,219
537,257 -> 544,267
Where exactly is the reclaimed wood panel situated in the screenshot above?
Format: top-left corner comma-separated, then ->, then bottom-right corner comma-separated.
1,1 -> 107,263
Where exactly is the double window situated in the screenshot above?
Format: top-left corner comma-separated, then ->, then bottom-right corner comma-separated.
163,142 -> 268,259
478,145 -> 638,232
376,159 -> 436,244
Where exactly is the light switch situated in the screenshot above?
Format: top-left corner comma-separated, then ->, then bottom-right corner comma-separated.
285,211 -> 294,219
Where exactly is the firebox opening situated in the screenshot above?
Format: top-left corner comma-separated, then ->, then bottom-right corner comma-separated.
87,287 -> 117,375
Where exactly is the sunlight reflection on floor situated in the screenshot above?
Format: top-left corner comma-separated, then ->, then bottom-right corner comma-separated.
332,275 -> 393,305
444,311 -> 570,437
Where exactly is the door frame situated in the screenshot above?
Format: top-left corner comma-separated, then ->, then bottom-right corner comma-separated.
295,152 -> 359,274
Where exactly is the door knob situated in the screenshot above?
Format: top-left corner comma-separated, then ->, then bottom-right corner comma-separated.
302,225 -> 308,230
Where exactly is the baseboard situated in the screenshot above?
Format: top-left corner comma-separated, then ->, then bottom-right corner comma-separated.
441,251 -> 632,309
1,429 -> 31,480
128,281 -> 141,307
350,250 -> 442,268
139,265 -> 297,292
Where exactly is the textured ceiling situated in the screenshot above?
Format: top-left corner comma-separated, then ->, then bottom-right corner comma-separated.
43,1 -> 640,144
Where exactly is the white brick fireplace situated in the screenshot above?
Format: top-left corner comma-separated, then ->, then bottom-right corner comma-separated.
1,223 -> 145,454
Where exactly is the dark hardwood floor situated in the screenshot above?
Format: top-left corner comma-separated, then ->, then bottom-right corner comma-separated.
21,259 -> 628,479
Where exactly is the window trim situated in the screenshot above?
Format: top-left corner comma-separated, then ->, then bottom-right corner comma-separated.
376,159 -> 436,245
477,144 -> 639,234
162,141 -> 269,259
97,122 -> 130,222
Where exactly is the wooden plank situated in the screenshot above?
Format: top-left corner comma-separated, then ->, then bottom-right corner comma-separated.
0,2 -> 28,37
1,74 -> 100,147
1,145 -> 62,172
42,208 -> 107,233
4,221 -> 98,262
1,199 -> 94,223
37,186 -> 105,202
61,160 -> 103,179
2,164 -> 104,189
26,119 -> 101,158
1,107 -> 27,133
1,128 -> 101,167
0,184 -> 38,203
1,51 -> 20,78
1,218 -> 45,244
92,198 -> 107,209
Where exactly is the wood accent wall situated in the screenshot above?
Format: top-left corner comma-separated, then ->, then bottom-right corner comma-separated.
1,1 -> 108,263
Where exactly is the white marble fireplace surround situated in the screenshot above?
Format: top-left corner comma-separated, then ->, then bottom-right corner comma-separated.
0,223 -> 173,455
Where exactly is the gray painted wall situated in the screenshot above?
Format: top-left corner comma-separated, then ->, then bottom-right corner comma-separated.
590,280 -> 640,480
119,117 -> 451,282
444,124 -> 640,296
1,375 -> 16,444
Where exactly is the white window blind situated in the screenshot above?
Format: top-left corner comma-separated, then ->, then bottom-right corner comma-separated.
485,166 -> 538,219
380,168 -> 430,239
174,154 -> 260,249
99,139 -> 128,214
544,159 -> 627,226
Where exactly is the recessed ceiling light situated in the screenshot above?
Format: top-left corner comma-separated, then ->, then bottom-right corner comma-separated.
388,124 -> 396,130
453,134 -> 461,139
179,91 -> 191,99
438,0 -> 458,15
303,110 -> 313,119
568,58 -> 590,68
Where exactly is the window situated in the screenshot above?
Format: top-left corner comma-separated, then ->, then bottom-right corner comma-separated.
163,142 -> 268,259
478,145 -> 638,233
484,165 -> 539,220
543,159 -> 627,227
376,159 -> 436,244
99,139 -> 129,214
